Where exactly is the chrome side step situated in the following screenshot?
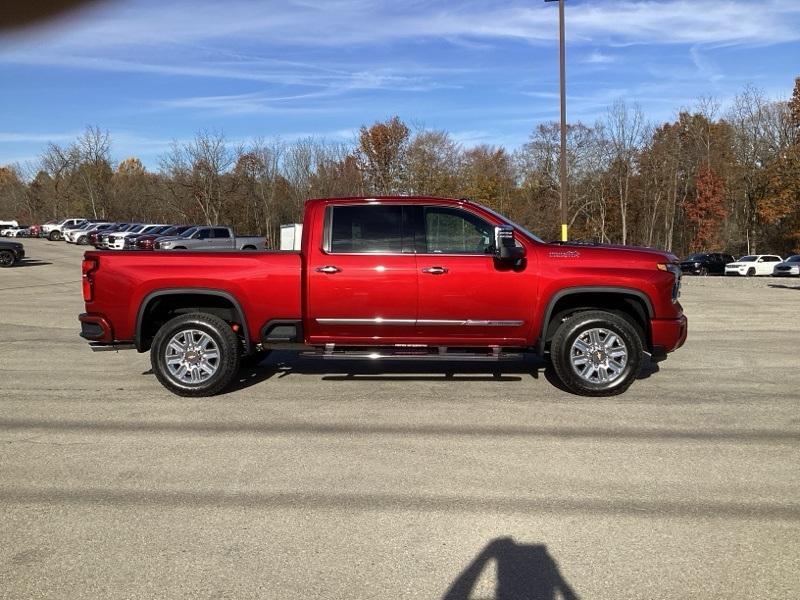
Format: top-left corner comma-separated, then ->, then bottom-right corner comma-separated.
89,342 -> 137,352
301,346 -> 524,362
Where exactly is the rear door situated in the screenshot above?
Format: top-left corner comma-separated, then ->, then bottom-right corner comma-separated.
212,228 -> 234,249
305,203 -> 418,345
414,205 -> 532,346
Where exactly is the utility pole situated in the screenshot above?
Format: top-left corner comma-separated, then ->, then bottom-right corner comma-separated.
545,0 -> 568,241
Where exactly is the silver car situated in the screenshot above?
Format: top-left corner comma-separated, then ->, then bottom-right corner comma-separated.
773,255 -> 800,277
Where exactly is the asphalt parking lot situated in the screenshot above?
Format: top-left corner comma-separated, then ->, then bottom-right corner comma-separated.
1,238 -> 799,599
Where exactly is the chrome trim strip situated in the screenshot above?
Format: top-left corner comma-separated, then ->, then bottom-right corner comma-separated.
316,318 -> 417,325
316,318 -> 524,327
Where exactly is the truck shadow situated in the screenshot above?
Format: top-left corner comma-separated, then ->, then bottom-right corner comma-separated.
442,537 -> 579,600
228,351 -> 659,394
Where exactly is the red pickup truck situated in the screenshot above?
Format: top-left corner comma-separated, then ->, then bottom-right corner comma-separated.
79,196 -> 687,397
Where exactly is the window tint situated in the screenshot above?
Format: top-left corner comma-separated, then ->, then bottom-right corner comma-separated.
330,205 -> 404,253
767,256 -> 781,262
197,229 -> 212,240
212,228 -> 231,239
423,207 -> 493,254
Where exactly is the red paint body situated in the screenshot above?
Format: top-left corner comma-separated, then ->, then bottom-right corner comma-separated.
80,197 -> 687,355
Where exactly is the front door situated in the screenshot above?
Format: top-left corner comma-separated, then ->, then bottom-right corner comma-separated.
414,205 -> 533,346
306,203 -> 419,345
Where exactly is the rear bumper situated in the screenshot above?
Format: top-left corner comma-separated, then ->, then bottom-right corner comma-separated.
79,313 -> 114,343
650,314 -> 688,357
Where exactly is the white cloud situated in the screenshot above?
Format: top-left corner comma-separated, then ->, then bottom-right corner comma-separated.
583,51 -> 615,65
3,0 -> 798,54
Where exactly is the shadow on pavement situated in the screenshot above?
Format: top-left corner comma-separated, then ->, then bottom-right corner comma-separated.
768,283 -> 800,290
228,350 -> 659,395
12,259 -> 53,267
443,537 -> 579,600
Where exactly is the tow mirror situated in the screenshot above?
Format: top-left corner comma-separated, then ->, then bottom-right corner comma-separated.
494,226 -> 526,260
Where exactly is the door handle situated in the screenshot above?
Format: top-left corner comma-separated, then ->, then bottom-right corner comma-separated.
316,265 -> 341,274
422,266 -> 448,275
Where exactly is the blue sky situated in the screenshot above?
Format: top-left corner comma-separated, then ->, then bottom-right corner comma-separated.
1,0 -> 799,168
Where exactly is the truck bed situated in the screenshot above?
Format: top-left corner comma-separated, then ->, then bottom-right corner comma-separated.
83,250 -> 302,344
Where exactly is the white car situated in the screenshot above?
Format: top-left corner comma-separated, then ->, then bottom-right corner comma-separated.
42,218 -> 85,241
64,221 -> 110,243
1,225 -> 25,237
773,255 -> 800,277
106,224 -> 166,250
724,254 -> 783,277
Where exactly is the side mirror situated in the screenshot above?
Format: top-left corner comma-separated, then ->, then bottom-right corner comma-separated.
494,226 -> 526,260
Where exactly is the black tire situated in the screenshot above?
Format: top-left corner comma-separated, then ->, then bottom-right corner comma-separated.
242,245 -> 257,251
150,313 -> 240,397
699,266 -> 708,276
746,267 -> 756,277
48,230 -> 62,241
0,250 -> 15,268
77,235 -> 88,245
549,310 -> 643,397
174,246 -> 187,250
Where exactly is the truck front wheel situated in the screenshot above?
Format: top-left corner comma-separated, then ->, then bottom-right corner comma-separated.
549,310 -> 643,397
49,230 -> 62,241
150,313 -> 240,397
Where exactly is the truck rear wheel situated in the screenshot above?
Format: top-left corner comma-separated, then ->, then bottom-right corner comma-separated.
49,231 -> 62,241
549,310 -> 642,397
150,313 -> 240,397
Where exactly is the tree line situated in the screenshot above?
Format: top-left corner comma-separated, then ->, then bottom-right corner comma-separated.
1,77 -> 798,255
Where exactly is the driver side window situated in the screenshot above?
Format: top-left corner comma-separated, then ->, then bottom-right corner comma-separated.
423,207 -> 493,255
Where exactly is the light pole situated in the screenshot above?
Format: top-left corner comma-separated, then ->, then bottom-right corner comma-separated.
545,0 -> 568,242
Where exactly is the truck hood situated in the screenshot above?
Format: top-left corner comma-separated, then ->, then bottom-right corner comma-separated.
543,242 -> 677,265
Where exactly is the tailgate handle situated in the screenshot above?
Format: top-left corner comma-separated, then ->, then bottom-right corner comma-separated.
316,265 -> 341,274
422,266 -> 448,275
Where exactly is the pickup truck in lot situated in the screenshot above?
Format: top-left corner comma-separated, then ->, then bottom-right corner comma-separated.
153,226 -> 265,251
79,196 -> 687,397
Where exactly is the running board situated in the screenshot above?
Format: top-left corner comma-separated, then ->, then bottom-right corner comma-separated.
301,345 -> 525,362
88,342 -> 137,352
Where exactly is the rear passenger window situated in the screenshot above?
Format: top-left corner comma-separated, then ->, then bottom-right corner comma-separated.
213,228 -> 230,238
329,205 -> 404,253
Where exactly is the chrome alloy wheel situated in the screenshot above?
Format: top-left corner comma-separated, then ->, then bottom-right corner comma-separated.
569,327 -> 628,384
164,329 -> 220,385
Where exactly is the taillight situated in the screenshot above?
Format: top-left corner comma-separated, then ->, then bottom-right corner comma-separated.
82,257 -> 98,302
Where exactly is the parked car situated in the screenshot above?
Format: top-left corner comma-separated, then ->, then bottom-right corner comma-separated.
0,240 -> 25,267
136,225 -> 195,250
107,224 -> 169,250
97,224 -> 140,248
123,225 -> 175,249
679,252 -> 734,275
27,224 -> 43,238
84,223 -> 121,247
65,221 -> 111,244
43,218 -> 85,241
1,225 -> 28,237
773,255 -> 800,277
0,220 -> 19,229
153,226 -> 265,251
724,255 -> 783,276
80,196 -> 688,398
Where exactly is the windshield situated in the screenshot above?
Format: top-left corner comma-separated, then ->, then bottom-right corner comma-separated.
787,255 -> 800,263
475,202 -> 544,243
179,227 -> 198,238
739,256 -> 756,262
